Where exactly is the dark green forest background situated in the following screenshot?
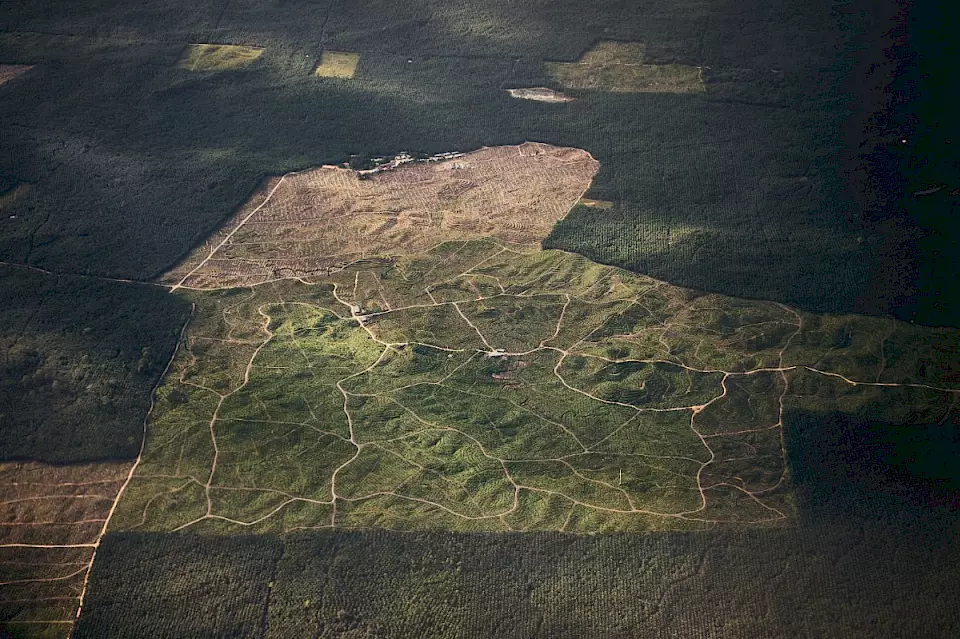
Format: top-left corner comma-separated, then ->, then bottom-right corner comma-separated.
0,0 -> 954,322
0,265 -> 189,462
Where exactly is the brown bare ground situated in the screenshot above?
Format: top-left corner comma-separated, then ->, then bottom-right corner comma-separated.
164,143 -> 599,289
0,65 -> 33,87
505,87 -> 575,103
0,461 -> 131,633
0,183 -> 32,209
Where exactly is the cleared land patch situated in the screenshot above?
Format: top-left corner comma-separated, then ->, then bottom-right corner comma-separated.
505,87 -> 575,103
163,143 -> 598,290
0,461 -> 131,636
177,44 -> 264,72
579,198 -> 613,209
0,64 -> 32,87
546,41 -> 704,93
125,244 -> 799,533
124,146 -> 959,534
314,51 -> 361,78
0,266 -> 192,464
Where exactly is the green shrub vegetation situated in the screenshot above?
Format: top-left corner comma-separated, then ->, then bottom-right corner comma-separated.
176,44 -> 265,72
545,41 -> 704,94
108,239 -> 957,534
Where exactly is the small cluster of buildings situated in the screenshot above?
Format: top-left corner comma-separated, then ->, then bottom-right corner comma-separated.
356,150 -> 464,176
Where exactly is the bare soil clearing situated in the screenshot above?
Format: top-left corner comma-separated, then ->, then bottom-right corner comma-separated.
0,65 -> 32,87
164,143 -> 599,290
505,87 -> 575,103
0,461 -> 131,634
579,198 -> 614,209
314,51 -> 361,78
547,42 -> 704,93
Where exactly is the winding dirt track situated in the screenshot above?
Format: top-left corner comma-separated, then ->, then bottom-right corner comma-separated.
136,248 -> 960,535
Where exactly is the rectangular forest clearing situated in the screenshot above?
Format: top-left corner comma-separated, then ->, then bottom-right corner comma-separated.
314,51 -> 360,78
177,44 -> 264,71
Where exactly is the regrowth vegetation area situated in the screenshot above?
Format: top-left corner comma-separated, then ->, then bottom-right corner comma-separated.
120,146 -> 958,534
116,242 -> 958,532
177,44 -> 264,72
313,51 -> 361,79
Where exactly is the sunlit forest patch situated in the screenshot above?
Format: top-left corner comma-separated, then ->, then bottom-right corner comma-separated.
546,41 -> 704,93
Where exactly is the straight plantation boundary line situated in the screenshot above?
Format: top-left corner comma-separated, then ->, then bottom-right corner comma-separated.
169,174 -> 296,291
71,305 -> 195,629
0,259 -> 168,289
